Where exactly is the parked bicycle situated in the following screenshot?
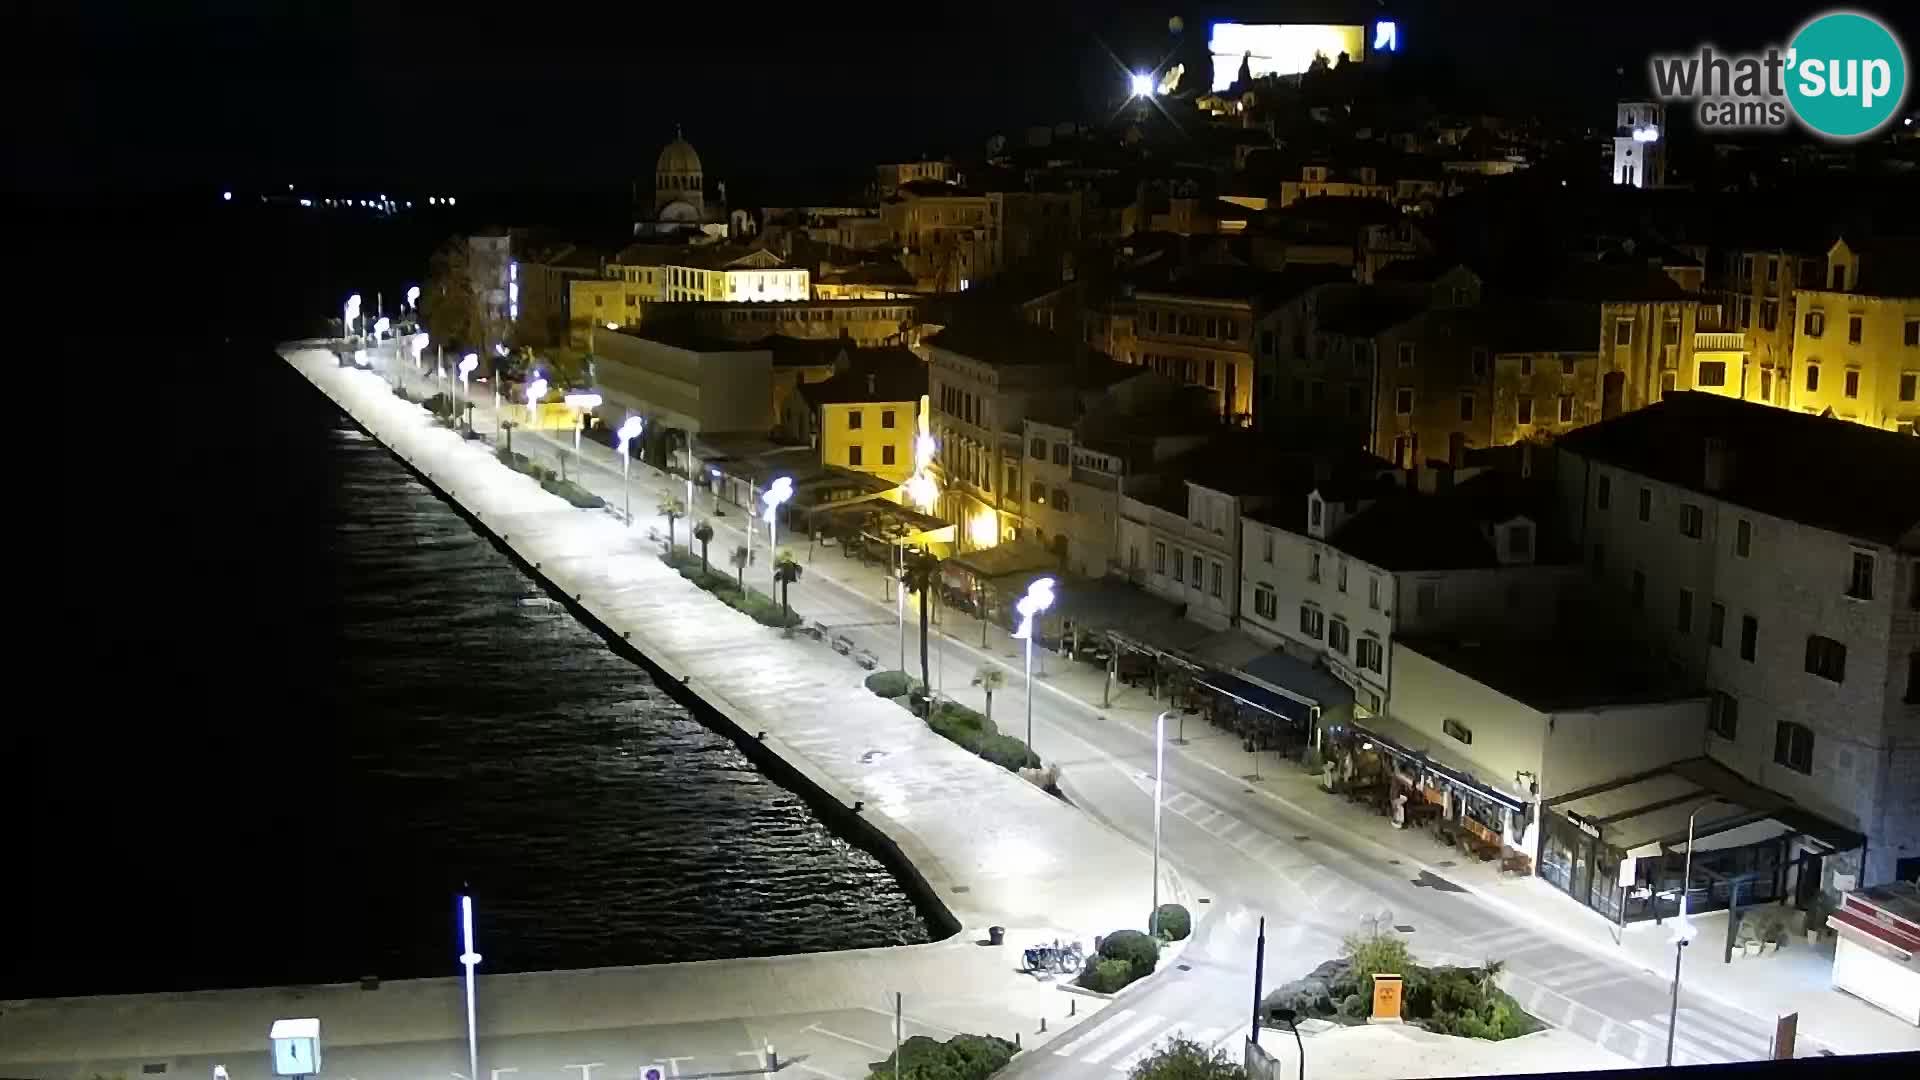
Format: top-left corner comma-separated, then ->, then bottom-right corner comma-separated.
1022,938 -> 1085,975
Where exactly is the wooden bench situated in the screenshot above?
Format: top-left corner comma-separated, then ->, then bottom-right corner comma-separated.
1501,852 -> 1533,877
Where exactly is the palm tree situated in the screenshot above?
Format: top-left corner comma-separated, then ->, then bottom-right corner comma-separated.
728,544 -> 750,593
658,497 -> 685,552
900,548 -> 942,696
772,549 -> 804,623
972,666 -> 1006,724
693,520 -> 715,577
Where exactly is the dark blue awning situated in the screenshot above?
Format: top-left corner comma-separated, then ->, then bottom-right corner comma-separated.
1196,670 -> 1318,726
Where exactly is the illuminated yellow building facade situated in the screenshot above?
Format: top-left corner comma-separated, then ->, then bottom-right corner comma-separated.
568,279 -> 640,346
797,354 -> 929,485
1791,240 -> 1920,433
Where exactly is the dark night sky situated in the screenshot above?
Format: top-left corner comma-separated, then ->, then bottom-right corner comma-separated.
18,1 -> 1916,197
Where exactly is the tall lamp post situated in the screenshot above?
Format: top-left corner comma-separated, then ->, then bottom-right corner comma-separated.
343,293 -> 361,342
761,476 -> 794,572
1665,799 -> 1723,1066
457,894 -> 482,1080
458,354 -> 479,432
523,376 -> 547,451
1011,577 -> 1056,751
616,416 -> 644,525
563,392 -> 602,482
1151,709 -> 1170,936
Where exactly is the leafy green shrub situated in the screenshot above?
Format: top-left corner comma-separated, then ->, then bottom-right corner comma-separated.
1339,993 -> 1369,1019
865,670 -> 912,698
1124,1035 -> 1249,1080
1342,930 -> 1410,989
1152,903 -> 1192,941
866,1033 -> 1016,1080
977,733 -> 1040,772
1099,929 -> 1160,979
1080,957 -> 1135,994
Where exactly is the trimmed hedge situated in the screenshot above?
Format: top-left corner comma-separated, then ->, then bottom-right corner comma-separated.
1152,903 -> 1192,941
494,447 -> 604,508
866,1034 -> 1016,1080
1098,929 -> 1160,979
865,670 -> 913,698
1081,958 -> 1134,994
660,550 -> 801,628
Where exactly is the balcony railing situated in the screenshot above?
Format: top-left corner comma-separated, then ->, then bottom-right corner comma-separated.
1695,332 -> 1747,352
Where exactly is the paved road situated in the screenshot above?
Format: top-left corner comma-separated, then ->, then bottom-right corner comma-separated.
371,352 -> 1814,1075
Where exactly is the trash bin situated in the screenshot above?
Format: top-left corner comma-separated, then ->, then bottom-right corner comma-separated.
988,925 -> 1005,946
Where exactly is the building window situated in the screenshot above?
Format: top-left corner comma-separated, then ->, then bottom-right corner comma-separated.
1637,487 -> 1652,523
1253,585 -> 1277,619
1459,394 -> 1475,422
1660,372 -> 1677,399
1735,518 -> 1751,557
1368,576 -> 1381,610
1614,318 -> 1633,346
1597,474 -> 1611,509
1677,588 -> 1694,634
1053,443 -> 1069,466
1395,387 -> 1413,415
1847,551 -> 1874,600
1805,635 -> 1848,683
882,410 -> 896,429
1172,547 -> 1185,582
882,444 -> 896,466
1328,618 -> 1350,654
1336,560 -> 1348,592
1844,369 -> 1860,399
1517,396 -> 1533,425
1774,721 -> 1815,774
1740,614 -> 1758,661
1806,364 -> 1820,393
1053,489 -> 1070,512
1562,356 -> 1576,376
1697,360 -> 1727,387
1298,604 -> 1323,638
1708,602 -> 1726,646
1804,311 -> 1824,338
1209,561 -> 1223,598
1905,319 -> 1920,347
1848,315 -> 1863,344
1029,437 -> 1045,459
1442,717 -> 1472,745
1153,541 -> 1166,574
1191,554 -> 1203,586
1263,531 -> 1275,563
1679,503 -> 1703,539
1631,569 -> 1646,607
1029,482 -> 1045,504
1357,637 -> 1383,673
1518,354 -> 1533,377
1901,372 -> 1918,402
1398,343 -> 1415,366
848,409 -> 863,430
1708,691 -> 1738,740
1309,551 -> 1322,583
1471,348 -> 1489,378
848,445 -> 863,466
1559,395 -> 1574,422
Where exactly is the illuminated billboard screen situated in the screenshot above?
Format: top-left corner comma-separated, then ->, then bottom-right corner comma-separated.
1208,22 -> 1367,90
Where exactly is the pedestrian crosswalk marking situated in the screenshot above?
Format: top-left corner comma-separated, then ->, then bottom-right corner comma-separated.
1109,1022 -> 1191,1073
1055,1008 -> 1137,1057
1082,1011 -> 1175,1065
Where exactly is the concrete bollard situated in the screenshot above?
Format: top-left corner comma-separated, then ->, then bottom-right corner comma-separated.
1040,1017 -> 1046,1033
1070,998 -> 1077,1016
1015,1032 -> 1021,1050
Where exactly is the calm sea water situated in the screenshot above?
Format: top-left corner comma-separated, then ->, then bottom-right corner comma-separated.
18,206 -> 928,999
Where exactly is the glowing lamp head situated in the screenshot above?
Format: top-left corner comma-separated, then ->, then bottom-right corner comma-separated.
526,377 -> 547,405
1012,576 -> 1057,639
1633,125 -> 1661,143
616,415 -> 644,451
406,285 -> 420,307
458,353 -> 478,375
222,190 -> 233,201
373,317 -> 390,337
605,321 -> 619,331
563,392 -> 602,410
761,476 -> 794,523
1129,72 -> 1155,98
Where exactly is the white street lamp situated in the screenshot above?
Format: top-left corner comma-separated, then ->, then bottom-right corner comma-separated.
563,392 -> 602,481
1665,800 -> 1723,1066
343,293 -> 361,341
683,434 -> 696,543
524,376 -> 547,438
372,316 -> 390,340
616,416 -> 644,525
405,284 -> 420,312
1011,577 -> 1056,751
710,466 -> 723,513
457,895 -> 482,1080
761,476 -> 794,569
458,353 -> 479,431
1151,709 -> 1169,937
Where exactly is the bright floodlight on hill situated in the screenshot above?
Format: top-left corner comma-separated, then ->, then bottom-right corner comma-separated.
1129,72 -> 1155,97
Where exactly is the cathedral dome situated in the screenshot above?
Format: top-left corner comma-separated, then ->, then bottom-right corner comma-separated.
657,133 -> 702,177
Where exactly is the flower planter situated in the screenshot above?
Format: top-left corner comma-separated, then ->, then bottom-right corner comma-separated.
1743,941 -> 1762,958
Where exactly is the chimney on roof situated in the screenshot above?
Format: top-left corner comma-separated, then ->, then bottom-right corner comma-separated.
867,373 -> 877,397
1703,436 -> 1733,492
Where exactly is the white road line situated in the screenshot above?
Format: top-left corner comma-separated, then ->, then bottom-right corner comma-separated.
860,1005 -> 964,1038
805,1024 -> 889,1053
1677,1008 -> 1770,1057
793,1063 -> 852,1080
1082,1011 -> 1173,1065
1627,1019 -> 1733,1065
1109,1022 -> 1192,1074
1054,1008 -> 1140,1057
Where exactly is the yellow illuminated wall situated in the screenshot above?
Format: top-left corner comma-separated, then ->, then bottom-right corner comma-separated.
820,400 -> 917,483
1209,23 -> 1366,89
